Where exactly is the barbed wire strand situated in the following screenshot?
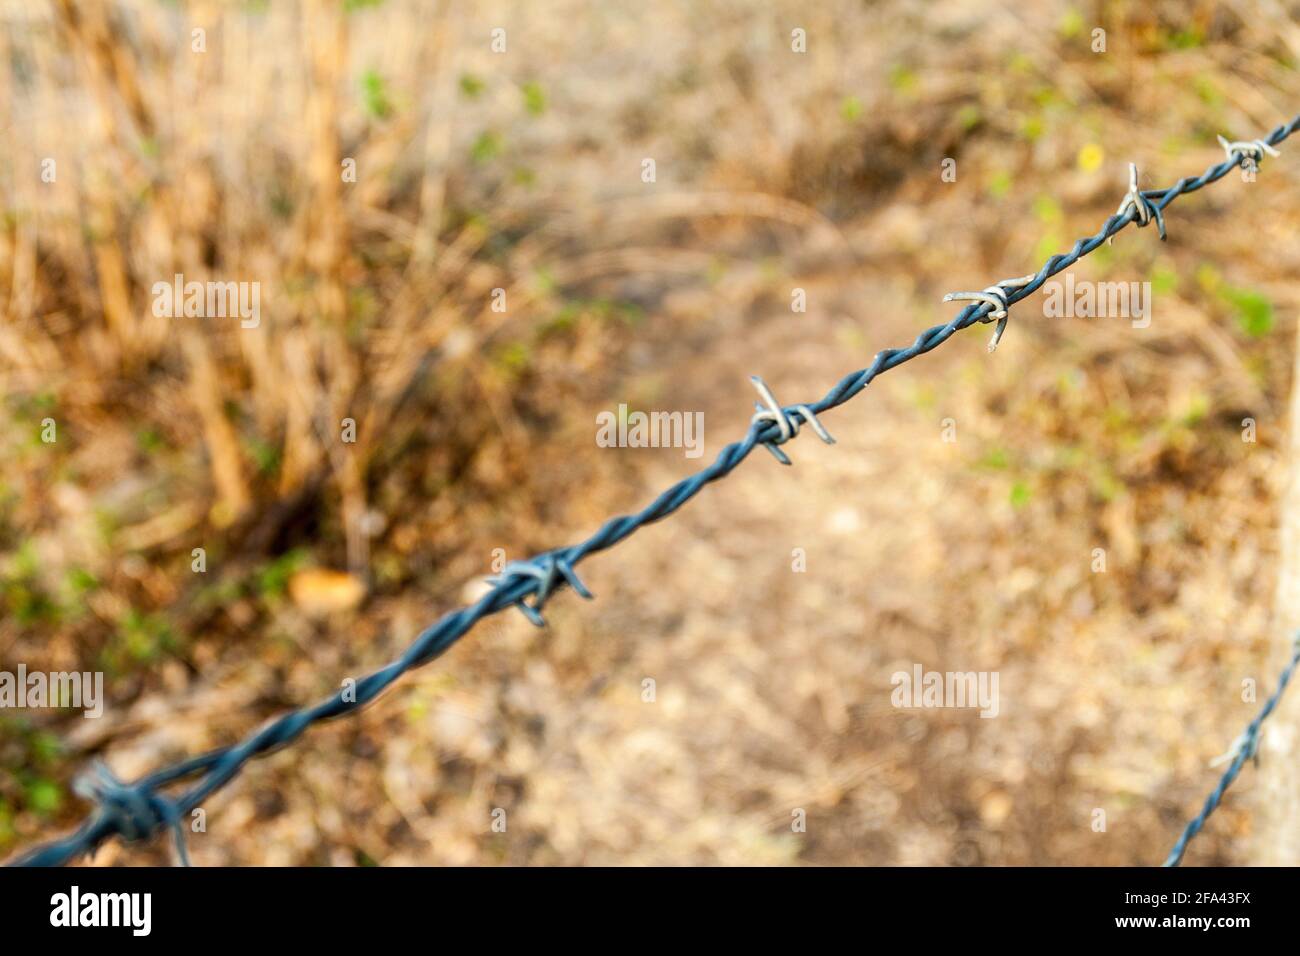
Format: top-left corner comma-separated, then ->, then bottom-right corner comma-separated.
1162,634 -> 1300,867
10,113 -> 1300,867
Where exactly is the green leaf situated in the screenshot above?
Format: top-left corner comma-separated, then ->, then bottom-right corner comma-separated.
1150,266 -> 1178,295
25,778 -> 62,816
956,104 -> 981,130
471,131 -> 503,164
521,81 -> 546,116
1010,481 -> 1031,509
979,448 -> 1010,470
1058,9 -> 1085,39
888,65 -> 917,95
360,69 -> 393,119
1224,288 -> 1274,338
256,549 -> 309,600
1032,194 -> 1063,224
987,170 -> 1013,199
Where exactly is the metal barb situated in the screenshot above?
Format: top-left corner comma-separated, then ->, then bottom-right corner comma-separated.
1208,729 -> 1255,769
1120,162 -> 1150,225
487,555 -> 593,627
749,375 -> 836,465
75,762 -> 190,866
1217,134 -> 1280,166
943,274 -> 1036,352
1109,162 -> 1166,245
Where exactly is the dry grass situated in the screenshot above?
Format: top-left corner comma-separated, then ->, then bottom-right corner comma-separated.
2,0 -> 1300,865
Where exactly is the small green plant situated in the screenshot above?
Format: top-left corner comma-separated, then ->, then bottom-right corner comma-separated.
22,776 -> 61,817
493,342 -> 531,378
255,548 -> 310,601
360,69 -> 393,119
1009,480 -> 1032,509
1223,287 -> 1274,338
0,799 -> 14,848
59,567 -> 98,618
135,427 -> 166,454
3,542 -> 61,627
245,435 -> 282,477
887,64 -> 917,95
471,130 -> 503,164
112,610 -> 177,666
521,80 -> 546,116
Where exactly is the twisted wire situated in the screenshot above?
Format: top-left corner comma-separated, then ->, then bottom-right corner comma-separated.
1163,635 -> 1300,867
10,113 -> 1299,867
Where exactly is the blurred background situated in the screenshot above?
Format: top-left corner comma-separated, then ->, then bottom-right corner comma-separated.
3,0 -> 1300,865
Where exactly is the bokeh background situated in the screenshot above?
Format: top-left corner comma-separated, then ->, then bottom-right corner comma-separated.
3,0 -> 1300,865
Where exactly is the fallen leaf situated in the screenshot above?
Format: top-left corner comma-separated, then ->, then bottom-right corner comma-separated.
288,569 -> 366,615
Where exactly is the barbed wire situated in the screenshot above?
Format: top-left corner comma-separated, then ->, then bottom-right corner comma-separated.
10,112 -> 1300,867
1162,634 -> 1300,867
